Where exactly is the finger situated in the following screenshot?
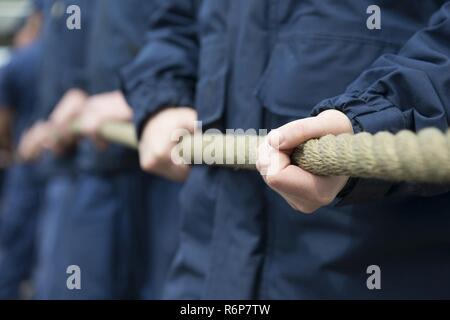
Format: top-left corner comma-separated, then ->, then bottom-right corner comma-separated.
41,128 -> 61,151
257,136 -> 293,177
265,165 -> 338,205
256,138 -> 273,175
139,141 -> 158,171
178,108 -> 198,131
267,117 -> 327,151
78,116 -> 100,137
24,139 -> 43,161
281,195 -> 318,214
264,180 -> 319,213
268,111 -> 351,151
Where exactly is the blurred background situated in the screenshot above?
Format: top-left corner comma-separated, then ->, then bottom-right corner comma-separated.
0,0 -> 31,65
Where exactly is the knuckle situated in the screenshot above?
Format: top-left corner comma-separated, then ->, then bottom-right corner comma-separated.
255,160 -> 262,172
313,190 -> 335,206
290,203 -> 301,212
290,202 -> 316,214
301,207 -> 318,214
153,149 -> 168,163
140,155 -> 155,171
293,201 -> 318,214
140,162 -> 152,172
319,194 -> 335,206
293,121 -> 306,137
265,174 -> 281,188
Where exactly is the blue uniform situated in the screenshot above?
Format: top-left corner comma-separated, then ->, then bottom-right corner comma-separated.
123,0 -> 450,299
0,41 -> 43,299
39,0 -> 181,299
32,0 -> 95,299
80,0 -> 181,299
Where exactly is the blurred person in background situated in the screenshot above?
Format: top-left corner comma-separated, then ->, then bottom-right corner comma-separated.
18,0 -> 95,299
13,0 -> 44,49
121,0 -> 199,299
0,0 -> 43,299
37,0 -> 183,299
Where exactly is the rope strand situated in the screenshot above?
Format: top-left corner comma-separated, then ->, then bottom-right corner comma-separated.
93,121 -> 450,183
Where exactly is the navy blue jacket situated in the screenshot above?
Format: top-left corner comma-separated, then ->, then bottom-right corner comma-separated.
38,0 -> 95,118
123,1 -> 450,298
36,0 -> 95,176
0,15 -> 44,297
0,42 -> 42,144
77,0 -> 157,173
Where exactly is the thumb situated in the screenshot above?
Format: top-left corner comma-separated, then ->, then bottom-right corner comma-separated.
268,110 -> 352,150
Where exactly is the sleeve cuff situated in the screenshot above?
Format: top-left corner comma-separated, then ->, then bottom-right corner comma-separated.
312,92 -> 406,134
123,79 -> 195,139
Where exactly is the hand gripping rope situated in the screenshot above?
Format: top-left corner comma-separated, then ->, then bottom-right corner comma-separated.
79,121 -> 450,183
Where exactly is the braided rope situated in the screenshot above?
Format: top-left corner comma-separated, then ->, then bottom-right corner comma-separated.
95,122 -> 450,183
293,129 -> 450,183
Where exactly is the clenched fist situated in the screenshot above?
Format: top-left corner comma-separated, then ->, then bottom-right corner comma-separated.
18,121 -> 55,161
257,110 -> 353,214
47,88 -> 88,154
139,107 -> 197,182
76,91 -> 133,149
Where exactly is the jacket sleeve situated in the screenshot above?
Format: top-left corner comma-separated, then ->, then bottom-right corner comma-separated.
121,0 -> 200,138
312,2 -> 450,204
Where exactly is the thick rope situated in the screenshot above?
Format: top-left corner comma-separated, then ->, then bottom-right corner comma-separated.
93,121 -> 450,183
292,129 -> 450,183
97,121 -> 138,149
71,121 -> 138,149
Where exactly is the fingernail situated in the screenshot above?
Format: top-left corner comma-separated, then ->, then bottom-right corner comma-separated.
256,149 -> 270,176
268,129 -> 284,149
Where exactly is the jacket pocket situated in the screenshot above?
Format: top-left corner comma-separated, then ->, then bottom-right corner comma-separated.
255,34 -> 400,121
195,41 -> 228,127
